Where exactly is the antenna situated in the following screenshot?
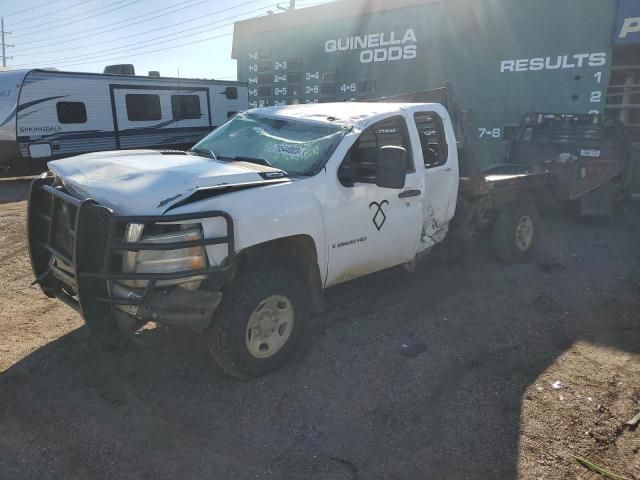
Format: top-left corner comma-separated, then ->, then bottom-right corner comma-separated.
177,68 -> 180,142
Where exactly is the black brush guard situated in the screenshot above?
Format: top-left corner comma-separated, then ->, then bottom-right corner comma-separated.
27,175 -> 236,327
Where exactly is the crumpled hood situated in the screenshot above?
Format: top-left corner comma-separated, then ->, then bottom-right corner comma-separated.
48,149 -> 288,214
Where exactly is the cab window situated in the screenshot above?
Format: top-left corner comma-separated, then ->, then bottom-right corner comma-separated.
339,115 -> 414,186
414,112 -> 448,168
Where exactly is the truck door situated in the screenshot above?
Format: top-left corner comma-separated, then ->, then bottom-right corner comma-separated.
407,107 -> 459,241
325,114 -> 423,287
112,86 -> 210,150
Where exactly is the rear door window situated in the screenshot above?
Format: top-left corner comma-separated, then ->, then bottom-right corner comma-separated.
413,112 -> 448,168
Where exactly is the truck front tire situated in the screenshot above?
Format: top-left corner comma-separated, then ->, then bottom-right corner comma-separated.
208,268 -> 309,379
493,199 -> 539,263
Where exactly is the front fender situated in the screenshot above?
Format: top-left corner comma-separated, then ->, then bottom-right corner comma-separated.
168,176 -> 327,283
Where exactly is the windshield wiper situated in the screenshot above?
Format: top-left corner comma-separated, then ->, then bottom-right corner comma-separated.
226,156 -> 275,168
188,147 -> 218,160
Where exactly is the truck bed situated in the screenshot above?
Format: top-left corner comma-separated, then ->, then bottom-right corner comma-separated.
451,164 -> 552,238
459,164 -> 551,198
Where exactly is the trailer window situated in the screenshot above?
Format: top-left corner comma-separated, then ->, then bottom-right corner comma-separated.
56,102 -> 87,124
171,95 -> 201,120
339,115 -> 414,186
413,112 -> 448,168
125,94 -> 161,121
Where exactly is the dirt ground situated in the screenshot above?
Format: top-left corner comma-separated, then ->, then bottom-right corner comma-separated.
0,177 -> 639,480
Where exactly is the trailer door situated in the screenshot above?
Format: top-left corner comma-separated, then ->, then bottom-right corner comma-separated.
111,86 -> 211,150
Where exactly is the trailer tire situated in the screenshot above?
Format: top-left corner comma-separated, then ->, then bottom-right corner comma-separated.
208,267 -> 308,379
493,199 -> 539,263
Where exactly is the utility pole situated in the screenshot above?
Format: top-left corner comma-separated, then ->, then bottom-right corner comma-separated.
290,0 -> 295,9
0,17 -> 12,68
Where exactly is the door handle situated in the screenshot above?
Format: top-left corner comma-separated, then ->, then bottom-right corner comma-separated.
398,189 -> 421,198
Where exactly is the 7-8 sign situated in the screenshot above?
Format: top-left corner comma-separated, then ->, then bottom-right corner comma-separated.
478,127 -> 501,139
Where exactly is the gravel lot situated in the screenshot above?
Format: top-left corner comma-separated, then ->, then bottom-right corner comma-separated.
1,178 -> 639,479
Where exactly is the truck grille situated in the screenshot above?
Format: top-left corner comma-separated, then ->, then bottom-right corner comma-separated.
51,199 -> 76,260
27,174 -> 236,317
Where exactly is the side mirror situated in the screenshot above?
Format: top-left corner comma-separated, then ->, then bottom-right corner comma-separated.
376,146 -> 407,189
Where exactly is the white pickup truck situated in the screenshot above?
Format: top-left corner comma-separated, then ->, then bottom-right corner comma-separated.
27,102 -> 548,378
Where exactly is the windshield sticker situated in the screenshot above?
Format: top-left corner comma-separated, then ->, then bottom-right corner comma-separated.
271,144 -> 304,156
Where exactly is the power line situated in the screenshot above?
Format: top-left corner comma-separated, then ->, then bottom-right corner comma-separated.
14,0 -> 272,56
9,0 -> 94,27
13,0 -> 228,46
13,2 -> 276,69
13,3 -> 276,63
11,0 -> 130,31
2,0 -> 64,18
23,31 -> 235,69
12,0 -> 142,38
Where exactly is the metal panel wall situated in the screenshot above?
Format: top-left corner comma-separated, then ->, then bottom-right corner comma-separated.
234,0 -> 618,169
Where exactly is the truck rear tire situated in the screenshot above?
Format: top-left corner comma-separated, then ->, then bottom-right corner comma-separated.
493,199 -> 538,263
208,268 -> 309,379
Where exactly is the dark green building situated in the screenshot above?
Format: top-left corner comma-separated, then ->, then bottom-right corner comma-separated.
232,0 -> 640,183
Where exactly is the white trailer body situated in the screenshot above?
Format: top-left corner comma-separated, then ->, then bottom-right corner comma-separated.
0,69 -> 247,170
0,69 -> 30,166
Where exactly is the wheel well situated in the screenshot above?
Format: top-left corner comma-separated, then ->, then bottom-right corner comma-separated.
237,235 -> 324,313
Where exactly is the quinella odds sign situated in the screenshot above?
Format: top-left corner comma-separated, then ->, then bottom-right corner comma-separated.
324,29 -> 417,64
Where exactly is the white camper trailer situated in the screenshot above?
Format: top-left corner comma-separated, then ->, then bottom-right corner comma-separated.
0,69 -> 248,171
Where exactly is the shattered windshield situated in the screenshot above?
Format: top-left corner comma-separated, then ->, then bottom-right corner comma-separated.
192,112 -> 346,176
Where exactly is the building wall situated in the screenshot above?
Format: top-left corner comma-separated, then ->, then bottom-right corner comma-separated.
234,0 -> 629,171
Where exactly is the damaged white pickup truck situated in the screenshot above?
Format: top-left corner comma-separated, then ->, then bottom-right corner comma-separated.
28,102 -> 545,378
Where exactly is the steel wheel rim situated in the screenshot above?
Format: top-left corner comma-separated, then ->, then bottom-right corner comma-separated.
245,295 -> 295,359
515,215 -> 533,251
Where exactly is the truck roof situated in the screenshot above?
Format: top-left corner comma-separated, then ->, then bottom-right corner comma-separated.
254,102 -> 442,128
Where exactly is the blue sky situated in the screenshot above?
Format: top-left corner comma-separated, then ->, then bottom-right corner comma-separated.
0,0 -> 333,80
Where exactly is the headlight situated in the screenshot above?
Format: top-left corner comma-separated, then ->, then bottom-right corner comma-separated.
121,223 -> 207,288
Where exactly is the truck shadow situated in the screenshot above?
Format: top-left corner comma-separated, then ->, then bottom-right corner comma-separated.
0,177 -> 32,204
1,203 -> 639,479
